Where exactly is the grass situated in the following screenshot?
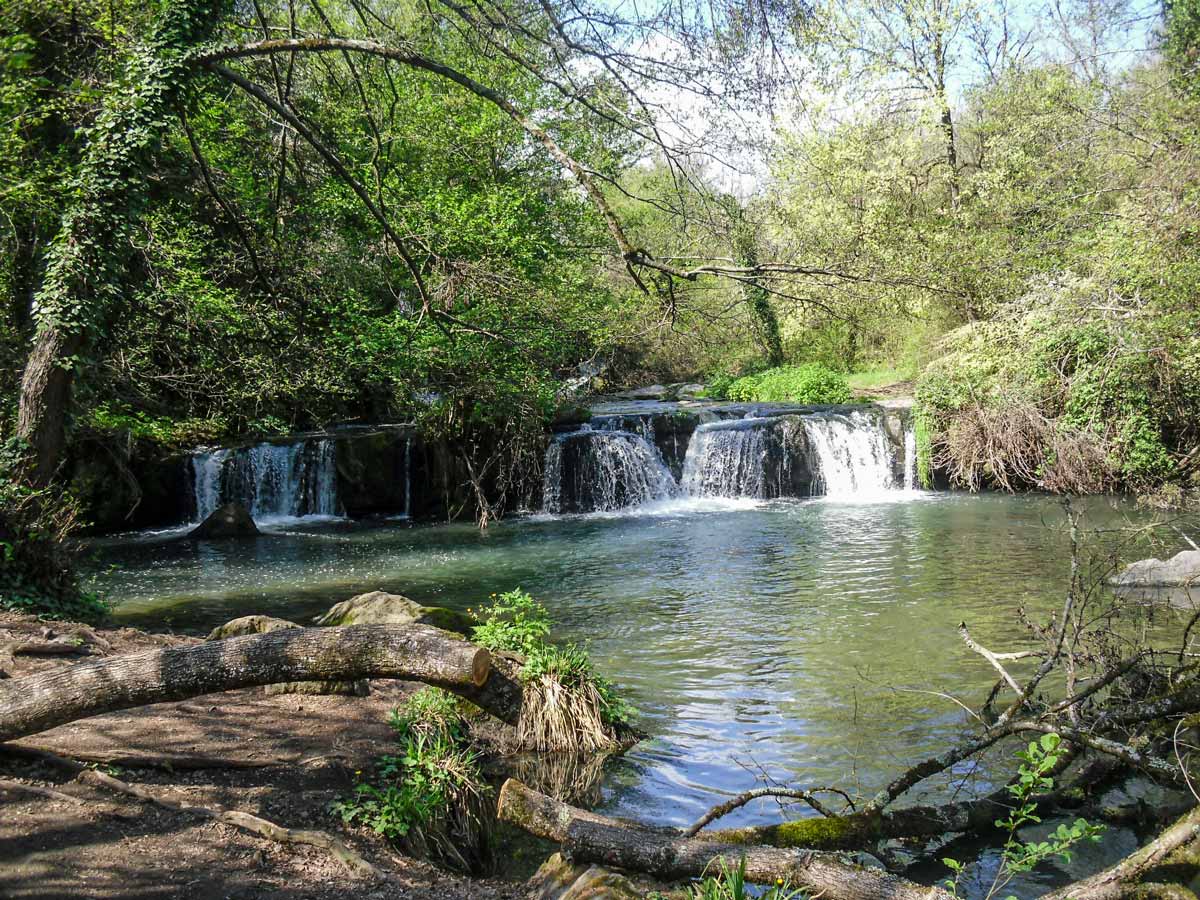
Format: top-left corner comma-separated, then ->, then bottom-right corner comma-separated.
845,367 -> 914,393
333,687 -> 492,871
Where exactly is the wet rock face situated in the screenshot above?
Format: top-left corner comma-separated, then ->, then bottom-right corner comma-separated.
681,415 -> 820,499
188,502 -> 259,539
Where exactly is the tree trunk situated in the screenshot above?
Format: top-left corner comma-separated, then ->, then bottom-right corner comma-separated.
497,779 -> 954,900
0,625 -> 524,743
16,325 -> 82,485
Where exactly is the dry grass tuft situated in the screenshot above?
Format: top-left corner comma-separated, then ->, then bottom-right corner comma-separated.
517,674 -> 622,753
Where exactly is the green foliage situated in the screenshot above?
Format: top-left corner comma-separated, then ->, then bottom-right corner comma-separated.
333,688 -> 488,869
943,733 -> 1104,900
684,857 -> 803,900
915,276 -> 1200,492
470,588 -> 635,729
713,365 -> 852,405
0,467 -> 110,622
469,588 -> 552,656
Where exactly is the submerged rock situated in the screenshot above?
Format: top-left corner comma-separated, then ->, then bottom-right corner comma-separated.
188,502 -> 259,539
528,852 -> 641,900
315,590 -> 473,635
1110,550 -> 1200,587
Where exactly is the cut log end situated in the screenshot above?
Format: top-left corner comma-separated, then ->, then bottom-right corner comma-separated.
471,648 -> 491,687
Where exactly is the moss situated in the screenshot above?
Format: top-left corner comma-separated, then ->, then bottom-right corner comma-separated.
720,813 -> 879,850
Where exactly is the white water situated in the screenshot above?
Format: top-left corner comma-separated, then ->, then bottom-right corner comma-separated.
545,409 -> 914,514
680,421 -> 777,499
803,413 -> 897,499
904,425 -> 918,492
190,439 -> 339,522
543,428 -> 678,514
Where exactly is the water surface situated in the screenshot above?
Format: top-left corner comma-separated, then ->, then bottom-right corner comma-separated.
87,492 -> 1196,889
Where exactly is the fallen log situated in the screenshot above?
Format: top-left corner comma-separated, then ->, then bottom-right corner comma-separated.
1041,804 -> 1200,900
0,624 -> 521,742
496,779 -> 954,900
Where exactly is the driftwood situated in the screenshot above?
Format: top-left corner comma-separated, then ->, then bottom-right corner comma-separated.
0,624 -> 522,743
497,778 -> 955,900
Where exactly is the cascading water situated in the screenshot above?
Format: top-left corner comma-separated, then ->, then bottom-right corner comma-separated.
803,412 -> 897,497
904,425 -> 918,491
680,419 -> 805,499
543,427 -> 677,514
545,407 -> 913,513
190,439 -> 339,522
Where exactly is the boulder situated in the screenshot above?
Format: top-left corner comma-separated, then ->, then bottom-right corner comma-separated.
1110,550 -> 1200,587
189,502 -> 259,540
674,382 -> 706,399
206,615 -> 298,641
609,385 -> 668,401
315,590 -> 473,636
528,852 -> 642,900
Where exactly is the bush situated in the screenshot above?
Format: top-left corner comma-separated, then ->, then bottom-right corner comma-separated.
333,688 -> 491,871
471,589 -> 635,748
0,467 -> 109,622
710,364 -> 852,404
915,277 -> 1200,494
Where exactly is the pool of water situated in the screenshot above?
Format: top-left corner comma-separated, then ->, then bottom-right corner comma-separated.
85,491 -> 1196,889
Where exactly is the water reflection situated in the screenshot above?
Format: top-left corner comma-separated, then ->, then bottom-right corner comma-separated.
87,493 -> 1193,837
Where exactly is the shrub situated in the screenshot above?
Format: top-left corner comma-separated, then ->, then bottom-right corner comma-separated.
471,589 -> 635,749
0,465 -> 109,622
711,364 -> 851,404
915,277 -> 1200,494
333,688 -> 491,871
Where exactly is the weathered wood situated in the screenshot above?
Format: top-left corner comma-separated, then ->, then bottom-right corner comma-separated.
1040,805 -> 1200,900
0,624 -> 505,742
497,779 -> 953,900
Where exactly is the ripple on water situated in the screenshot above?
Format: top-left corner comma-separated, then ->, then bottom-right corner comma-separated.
87,493 -> 1197,840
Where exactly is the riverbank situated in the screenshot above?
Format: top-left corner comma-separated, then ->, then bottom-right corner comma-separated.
0,610 -> 528,900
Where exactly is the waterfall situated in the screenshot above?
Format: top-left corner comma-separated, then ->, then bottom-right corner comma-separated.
190,438 -> 339,522
904,425 -> 918,491
542,428 -> 677,514
681,420 -> 779,498
803,413 -> 897,498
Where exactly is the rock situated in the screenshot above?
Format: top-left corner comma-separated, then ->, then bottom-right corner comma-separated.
528,853 -> 641,900
609,385 -> 668,401
674,382 -> 706,399
206,615 -> 299,641
1110,550 -> 1200,587
264,680 -> 369,697
206,614 -> 368,696
315,591 -> 473,636
188,502 -> 259,539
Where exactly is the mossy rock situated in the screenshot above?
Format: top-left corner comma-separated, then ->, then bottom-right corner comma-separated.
206,615 -> 299,641
315,590 -> 472,636
264,680 -> 369,697
528,853 -> 642,900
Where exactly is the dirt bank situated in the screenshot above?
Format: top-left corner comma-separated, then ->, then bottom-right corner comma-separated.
0,611 -> 530,900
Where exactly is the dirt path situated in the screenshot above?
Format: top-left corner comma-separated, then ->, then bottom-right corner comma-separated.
0,612 -> 528,899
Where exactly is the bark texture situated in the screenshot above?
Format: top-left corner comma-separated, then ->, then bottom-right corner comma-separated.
497,779 -> 953,900
0,624 -> 508,742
